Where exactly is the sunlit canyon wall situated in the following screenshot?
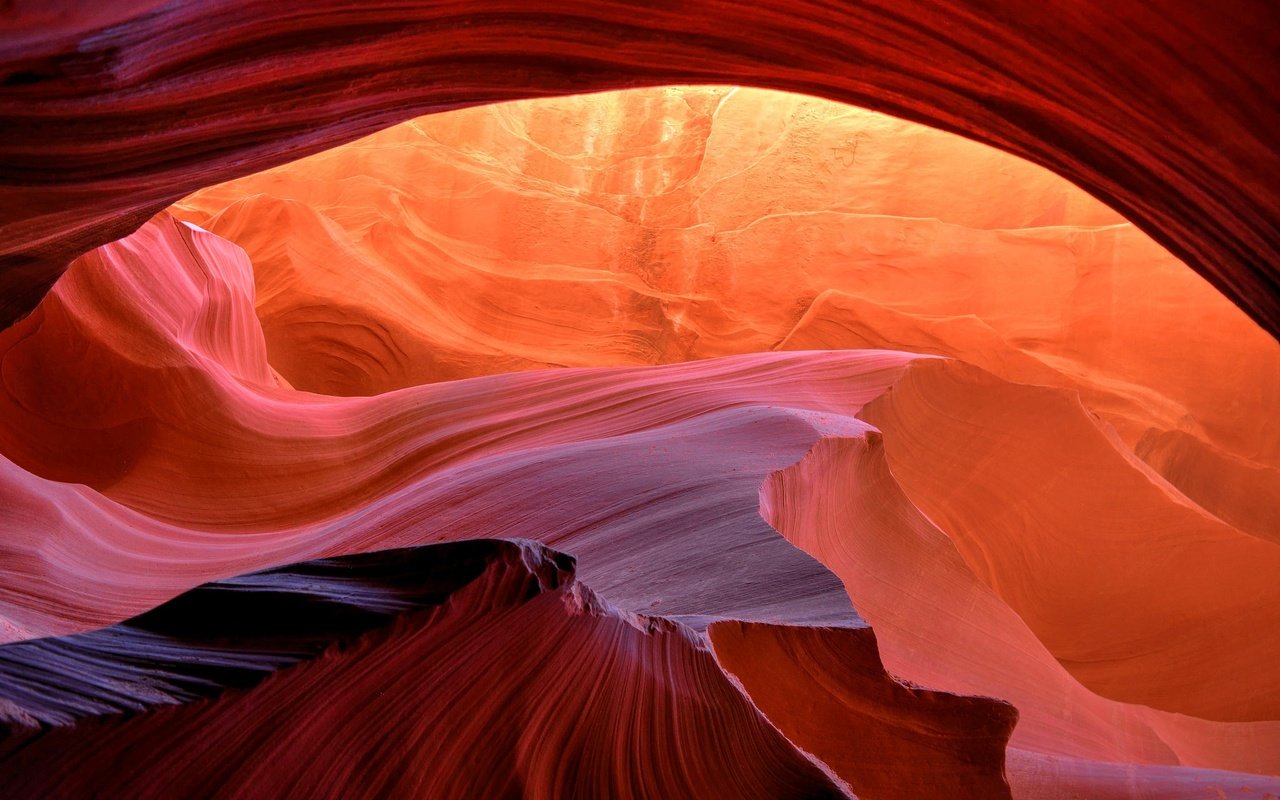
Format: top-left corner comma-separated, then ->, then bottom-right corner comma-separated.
0,52 -> 1277,800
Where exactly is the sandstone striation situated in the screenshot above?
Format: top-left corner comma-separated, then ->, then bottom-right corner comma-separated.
0,53 -> 1276,799
0,3 -> 1276,336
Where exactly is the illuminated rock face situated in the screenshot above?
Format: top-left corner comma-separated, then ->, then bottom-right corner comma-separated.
176,87 -> 1134,396
0,84 -> 1278,799
173,87 -> 1279,486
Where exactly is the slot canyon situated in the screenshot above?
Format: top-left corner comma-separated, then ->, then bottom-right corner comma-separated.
0,5 -> 1278,800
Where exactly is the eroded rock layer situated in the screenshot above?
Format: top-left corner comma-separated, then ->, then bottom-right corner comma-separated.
0,541 -> 848,799
170,88 -> 1280,510
0,2 -> 1277,337
0,80 -> 1278,798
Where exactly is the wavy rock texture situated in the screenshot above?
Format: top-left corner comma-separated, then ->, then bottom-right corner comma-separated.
0,541 -> 848,799
858,360 -> 1280,721
171,87 -> 1280,508
761,434 -> 1280,789
0,2 -> 1276,338
0,76 -> 1278,799
709,620 -> 1018,799
1135,428 -> 1280,544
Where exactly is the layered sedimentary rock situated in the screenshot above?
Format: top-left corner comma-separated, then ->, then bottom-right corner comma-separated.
1,72 -> 1278,799
1,203 -> 1277,795
172,88 -> 1280,488
1135,429 -> 1280,543
176,86 -> 1140,396
709,620 -> 1018,799
0,541 -> 848,799
859,359 -> 1280,721
0,2 -> 1276,338
0,217 -> 1030,799
763,434 -> 1280,788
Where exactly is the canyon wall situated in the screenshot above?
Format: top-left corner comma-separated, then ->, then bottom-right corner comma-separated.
0,1 -> 1276,335
0,13 -> 1277,796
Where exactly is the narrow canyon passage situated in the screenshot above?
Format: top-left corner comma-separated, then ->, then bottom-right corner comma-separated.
0,84 -> 1277,799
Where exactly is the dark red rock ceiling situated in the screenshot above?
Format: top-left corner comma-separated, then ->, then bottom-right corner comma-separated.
0,1 -> 1277,336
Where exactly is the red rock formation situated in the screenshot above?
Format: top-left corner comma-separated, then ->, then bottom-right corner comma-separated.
761,434 -> 1280,787
858,359 -> 1280,722
0,30 -> 1277,795
1136,428 -> 1280,544
0,2 -> 1277,337
0,541 -> 848,799
0,214 -> 916,531
0,213 -> 1039,794
709,620 -> 1018,799
172,88 -> 1280,474
1,200 -> 1275,795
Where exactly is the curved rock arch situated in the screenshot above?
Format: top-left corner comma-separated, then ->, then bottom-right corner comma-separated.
1,1 -> 1277,336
